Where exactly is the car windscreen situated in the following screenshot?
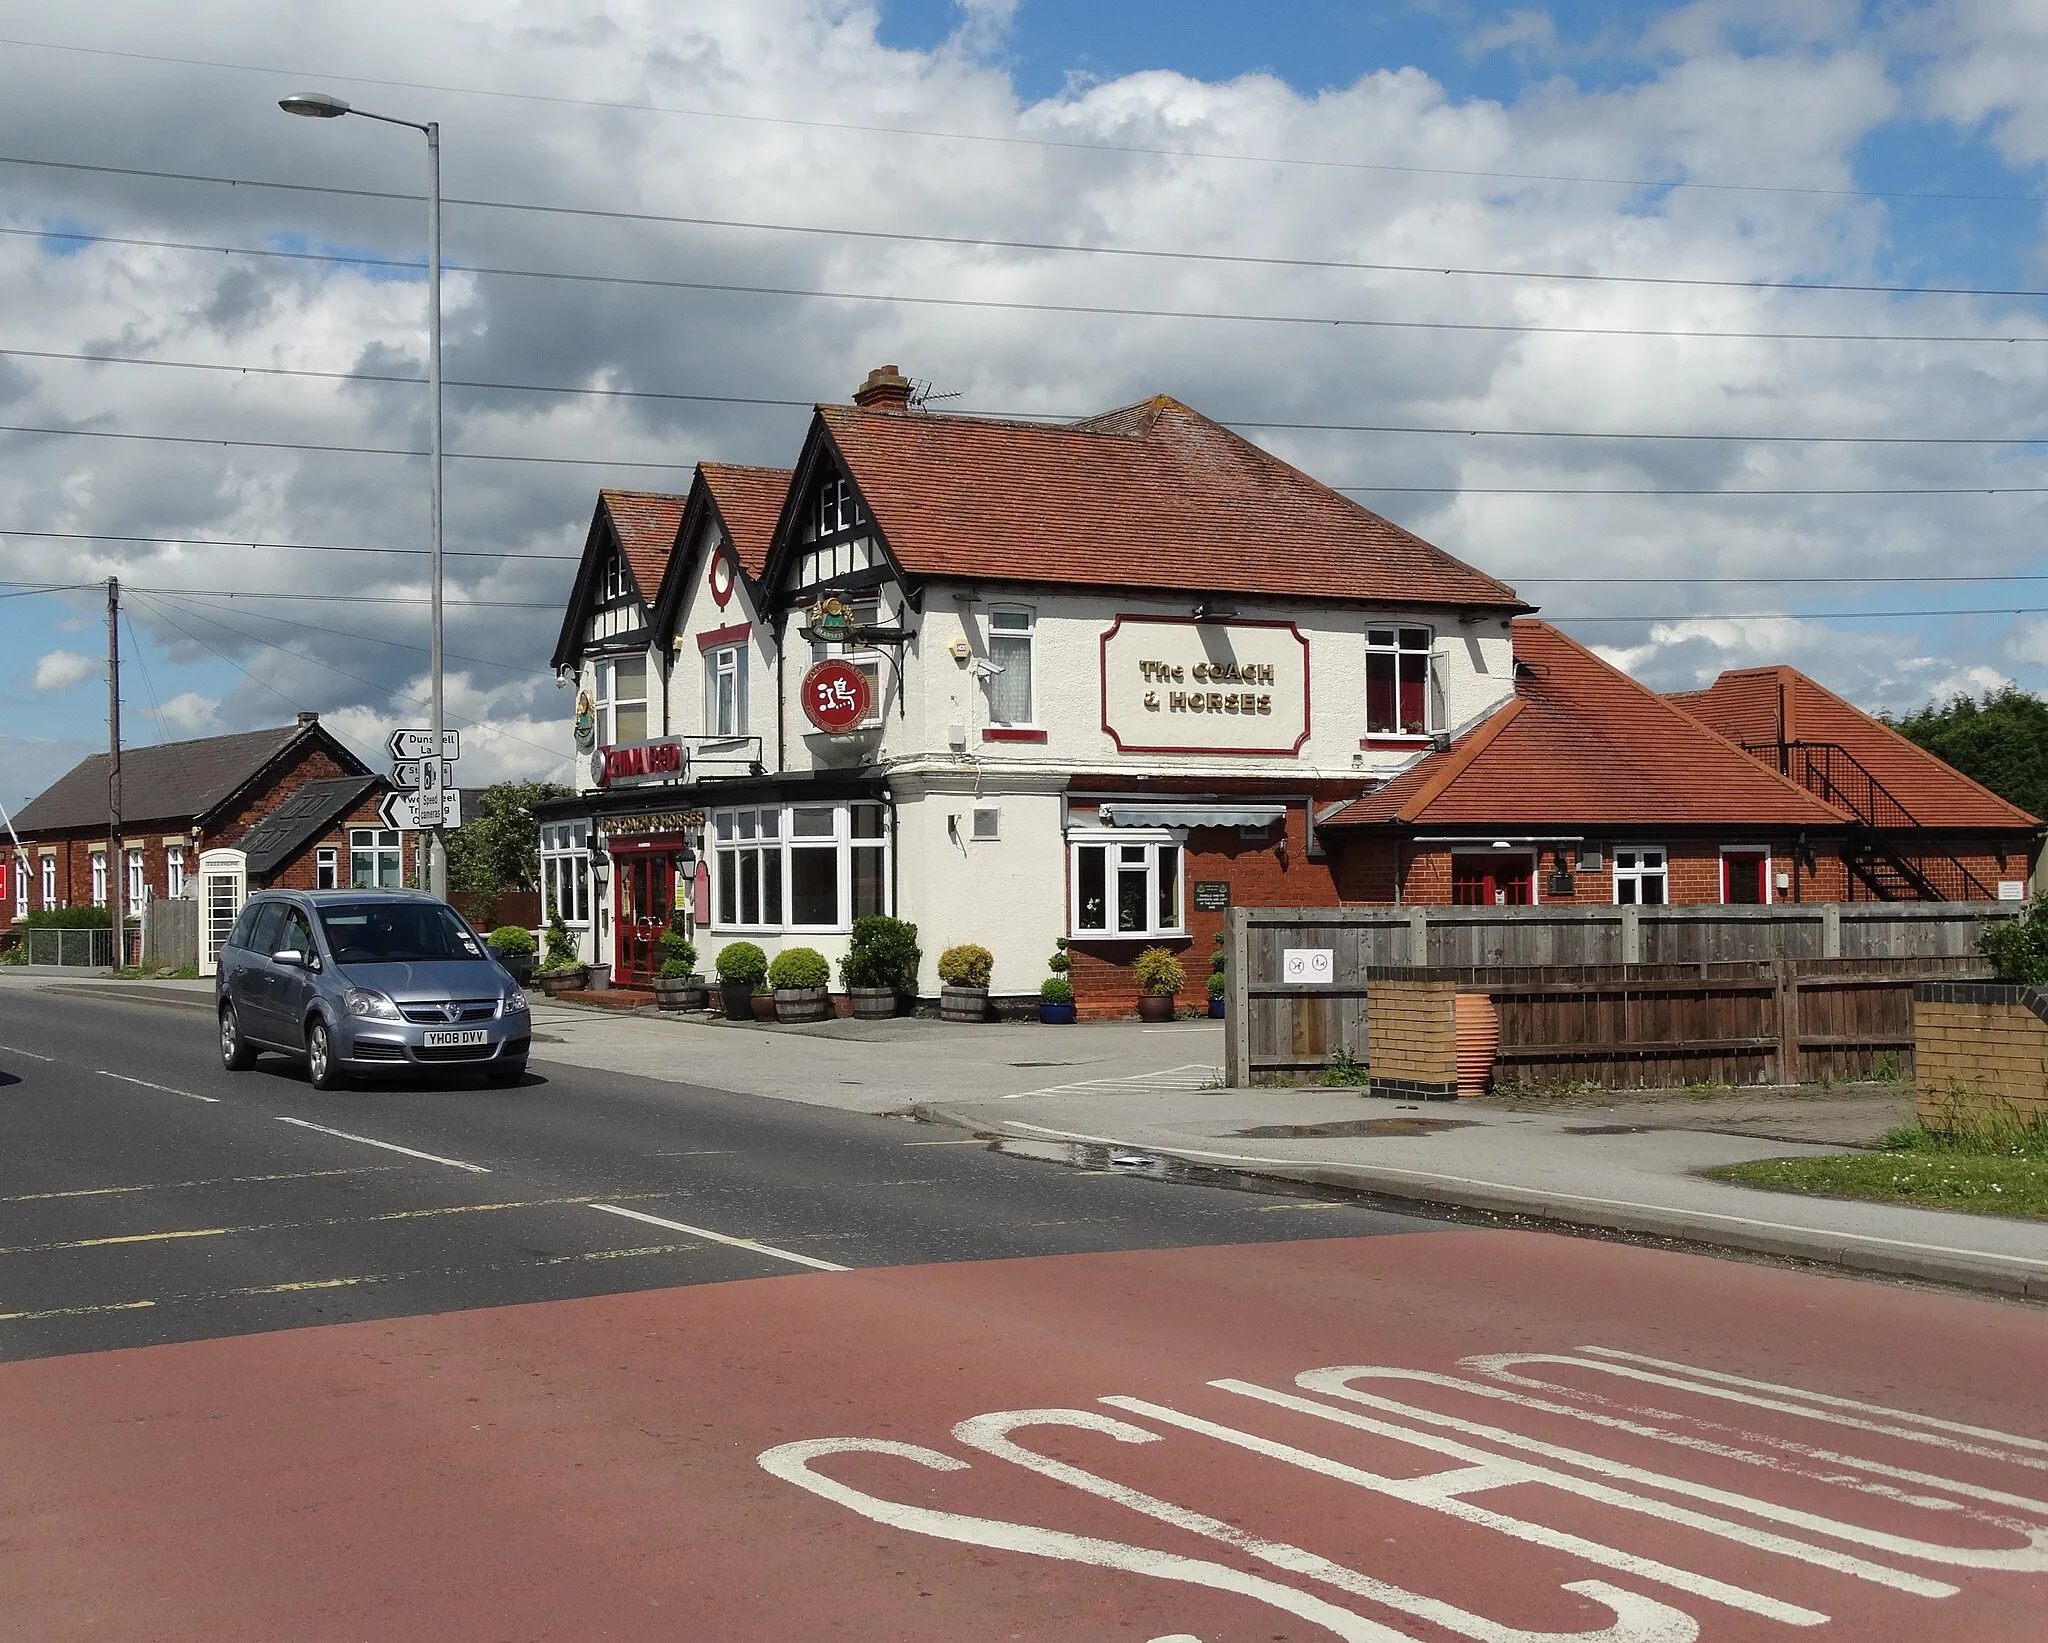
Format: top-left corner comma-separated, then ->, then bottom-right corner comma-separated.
317,903 -> 487,964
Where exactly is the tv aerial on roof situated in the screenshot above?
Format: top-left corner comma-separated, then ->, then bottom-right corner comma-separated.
908,379 -> 962,412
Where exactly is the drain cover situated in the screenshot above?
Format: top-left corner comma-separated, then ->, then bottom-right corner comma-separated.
1563,1123 -> 1653,1136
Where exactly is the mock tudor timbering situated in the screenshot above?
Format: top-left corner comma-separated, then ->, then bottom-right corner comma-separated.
533,367 -> 2044,1014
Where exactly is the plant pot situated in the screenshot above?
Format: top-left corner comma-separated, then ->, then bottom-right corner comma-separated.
940,983 -> 989,1023
775,985 -> 831,1024
653,975 -> 706,1012
848,985 -> 900,1021
537,966 -> 587,998
1136,993 -> 1177,1023
1208,994 -> 1226,1018
720,981 -> 755,1021
496,952 -> 536,986
750,992 -> 779,1023
585,963 -> 612,993
1039,1001 -> 1077,1025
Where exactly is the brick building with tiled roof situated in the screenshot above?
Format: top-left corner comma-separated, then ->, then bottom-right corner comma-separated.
532,365 -> 2041,1014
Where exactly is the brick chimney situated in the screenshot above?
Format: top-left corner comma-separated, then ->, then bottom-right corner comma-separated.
296,711 -> 320,726
853,364 -> 913,413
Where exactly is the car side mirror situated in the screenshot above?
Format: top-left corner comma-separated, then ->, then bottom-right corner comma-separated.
273,948 -> 306,968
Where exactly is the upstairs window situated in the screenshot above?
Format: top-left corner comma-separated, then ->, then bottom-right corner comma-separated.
809,594 -> 883,729
599,549 -> 632,605
987,606 -> 1036,726
705,644 -> 748,737
1613,846 -> 1667,905
595,654 -> 649,747
807,476 -> 865,541
1366,627 -> 1433,735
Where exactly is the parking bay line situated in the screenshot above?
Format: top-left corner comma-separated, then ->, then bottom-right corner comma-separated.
96,1070 -> 219,1103
0,1044 -> 55,1062
275,1116 -> 490,1173
588,1203 -> 849,1273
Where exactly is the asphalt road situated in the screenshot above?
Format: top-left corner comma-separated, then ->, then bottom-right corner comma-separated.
0,984 -> 1424,1361
5,984 -> 2047,1642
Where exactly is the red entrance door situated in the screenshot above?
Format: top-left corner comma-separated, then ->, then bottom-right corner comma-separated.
1450,854 -> 1535,906
614,851 -> 677,986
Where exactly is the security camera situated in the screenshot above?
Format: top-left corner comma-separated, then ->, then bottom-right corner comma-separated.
966,656 -> 1005,678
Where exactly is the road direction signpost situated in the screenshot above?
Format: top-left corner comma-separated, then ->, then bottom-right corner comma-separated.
389,728 -> 459,762
378,789 -> 462,831
390,759 -> 455,791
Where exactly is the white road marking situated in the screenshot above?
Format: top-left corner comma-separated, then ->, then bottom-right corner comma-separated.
955,1407 -> 1699,1643
1,1165 -> 401,1203
587,1202 -> 848,1272
995,1121 -> 2048,1272
903,1138 -> 991,1146
1108,1394 -> 1831,1624
96,1070 -> 218,1103
0,1044 -> 55,1061
274,1116 -> 490,1172
1005,1063 -> 1222,1100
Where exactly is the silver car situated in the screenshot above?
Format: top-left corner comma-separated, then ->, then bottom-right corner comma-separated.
216,888 -> 530,1089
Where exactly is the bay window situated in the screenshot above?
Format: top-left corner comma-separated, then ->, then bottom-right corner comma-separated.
540,822 -> 590,926
1613,846 -> 1667,905
595,654 -> 648,747
350,828 -> 403,889
1366,627 -> 1433,735
1069,832 -> 1184,938
712,802 -> 888,932
987,606 -> 1035,726
705,644 -> 747,737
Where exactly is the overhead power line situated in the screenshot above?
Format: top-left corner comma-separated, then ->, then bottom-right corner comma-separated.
5,35 -> 2046,209
4,212 -> 2042,345
153,587 -> 550,676
0,577 -> 556,607
0,526 -> 577,561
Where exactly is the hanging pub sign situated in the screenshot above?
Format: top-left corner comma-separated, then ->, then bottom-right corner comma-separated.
573,689 -> 597,753
591,737 -> 687,790
802,658 -> 872,734
1099,615 -> 1311,755
807,596 -> 855,645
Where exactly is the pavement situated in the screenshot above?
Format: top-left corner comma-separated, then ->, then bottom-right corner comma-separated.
10,972 -> 2048,1301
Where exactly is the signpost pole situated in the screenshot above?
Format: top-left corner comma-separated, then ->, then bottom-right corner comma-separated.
107,577 -> 123,970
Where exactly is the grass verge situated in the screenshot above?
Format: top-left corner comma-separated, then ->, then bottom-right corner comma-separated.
1710,1112 -> 2048,1220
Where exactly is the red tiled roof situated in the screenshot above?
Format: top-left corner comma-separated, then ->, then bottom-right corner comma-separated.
598,488 -> 688,598
1326,621 -> 1844,829
1672,667 -> 2039,830
699,464 -> 791,577
816,397 -> 1526,609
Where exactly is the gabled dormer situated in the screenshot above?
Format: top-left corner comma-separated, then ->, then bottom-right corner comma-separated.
548,488 -> 687,675
649,464 -> 791,653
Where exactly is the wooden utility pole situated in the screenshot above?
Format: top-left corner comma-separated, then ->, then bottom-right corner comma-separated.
107,577 -> 122,970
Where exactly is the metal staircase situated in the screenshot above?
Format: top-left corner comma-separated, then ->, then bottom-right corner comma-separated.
1742,740 -> 1995,901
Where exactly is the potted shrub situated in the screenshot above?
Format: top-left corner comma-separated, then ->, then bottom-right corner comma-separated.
652,929 -> 703,1011
840,915 -> 921,1019
769,946 -> 832,1023
937,943 -> 994,1023
535,913 -> 587,998
715,940 -> 768,1021
1040,937 -> 1076,1024
1133,946 -> 1185,1023
1207,931 -> 1227,1018
487,925 -> 537,987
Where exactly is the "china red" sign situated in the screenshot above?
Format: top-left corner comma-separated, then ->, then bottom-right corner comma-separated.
593,739 -> 686,789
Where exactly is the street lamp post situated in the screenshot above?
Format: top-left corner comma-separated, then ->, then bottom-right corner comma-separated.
279,91 -> 447,900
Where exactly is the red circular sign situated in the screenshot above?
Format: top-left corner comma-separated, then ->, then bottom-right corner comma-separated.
801,659 -> 872,734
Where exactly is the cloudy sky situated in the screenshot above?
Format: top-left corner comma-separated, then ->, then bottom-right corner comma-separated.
4,0 -> 2048,809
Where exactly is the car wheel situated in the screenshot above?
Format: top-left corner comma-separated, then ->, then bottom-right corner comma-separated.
306,1019 -> 348,1091
485,1060 -> 527,1087
220,1003 -> 258,1071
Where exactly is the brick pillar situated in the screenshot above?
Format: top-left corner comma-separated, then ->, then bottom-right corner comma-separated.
1366,976 -> 1459,1101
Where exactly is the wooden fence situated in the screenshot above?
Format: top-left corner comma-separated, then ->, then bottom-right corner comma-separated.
1223,902 -> 2009,1089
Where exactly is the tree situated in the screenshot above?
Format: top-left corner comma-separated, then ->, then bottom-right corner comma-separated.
445,780 -> 570,900
1887,687 -> 2048,819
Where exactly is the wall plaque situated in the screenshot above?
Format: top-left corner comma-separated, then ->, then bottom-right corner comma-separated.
1193,881 -> 1232,911
1100,615 -> 1311,754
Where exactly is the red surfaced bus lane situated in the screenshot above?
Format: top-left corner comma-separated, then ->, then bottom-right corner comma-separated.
3,1228 -> 2045,1641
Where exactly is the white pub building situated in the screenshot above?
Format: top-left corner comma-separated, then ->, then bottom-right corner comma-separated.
538,365 -> 1529,1014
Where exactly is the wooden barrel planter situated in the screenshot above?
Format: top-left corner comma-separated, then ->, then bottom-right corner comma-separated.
940,984 -> 989,1023
849,986 -> 899,1021
775,986 -> 831,1024
537,967 -> 587,999
653,976 -> 707,1012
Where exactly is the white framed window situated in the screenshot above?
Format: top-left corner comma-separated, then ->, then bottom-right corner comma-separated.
987,606 -> 1035,727
91,851 -> 107,908
705,644 -> 748,737
1366,626 -> 1433,735
971,805 -> 1001,842
711,802 -> 888,932
126,849 -> 145,907
41,854 -> 57,909
12,852 -> 25,919
599,549 -> 632,605
349,828 -> 403,889
809,594 -> 883,729
594,654 -> 649,747
1612,846 -> 1667,906
316,848 -> 339,890
1721,847 -> 1772,906
1069,831 -> 1184,938
166,845 -> 185,898
806,475 -> 865,541
540,821 -> 590,925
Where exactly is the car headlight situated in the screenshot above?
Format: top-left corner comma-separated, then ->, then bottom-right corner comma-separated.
344,987 -> 402,1021
503,990 -> 528,1014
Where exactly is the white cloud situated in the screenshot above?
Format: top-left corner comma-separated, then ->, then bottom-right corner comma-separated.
950,0 -> 1020,58
158,690 -> 219,731
31,650 -> 96,692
